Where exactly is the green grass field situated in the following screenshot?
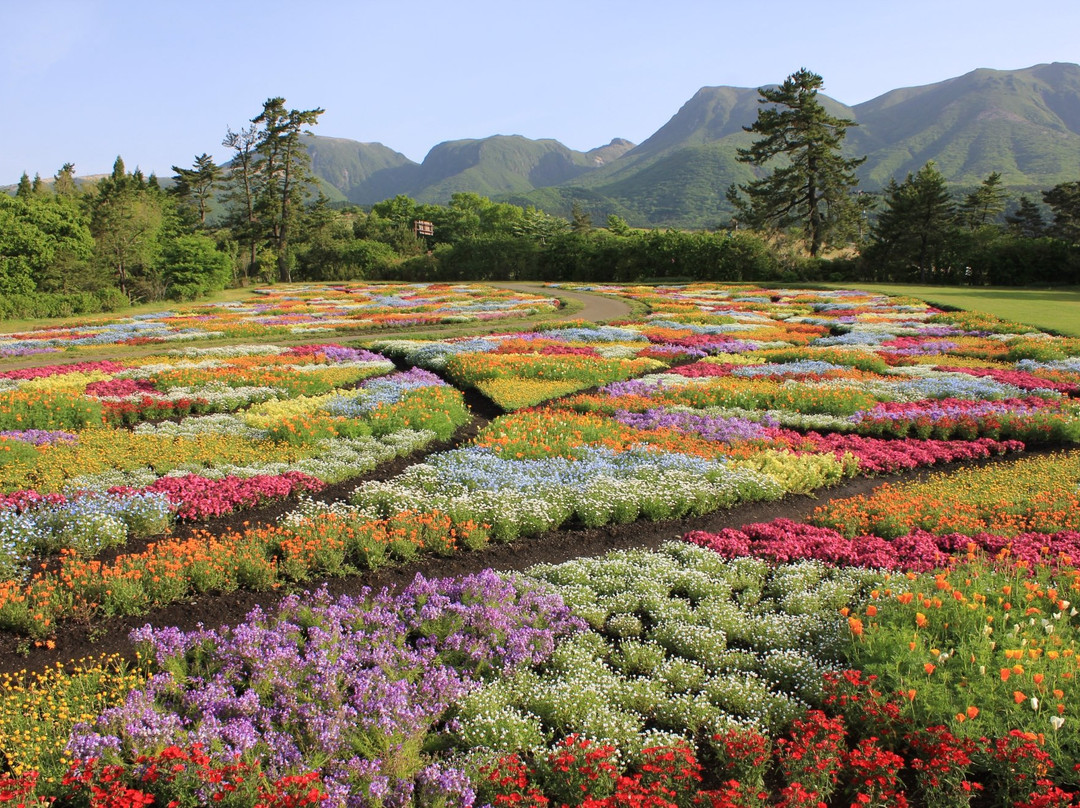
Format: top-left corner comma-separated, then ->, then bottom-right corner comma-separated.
811,283 -> 1080,337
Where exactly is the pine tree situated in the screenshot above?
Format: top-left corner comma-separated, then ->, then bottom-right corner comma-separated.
867,161 -> 956,281
251,97 -> 324,283
171,153 -> 221,224
221,124 -> 261,283
571,201 -> 593,233
1005,196 -> 1047,239
727,68 -> 865,257
959,172 -> 1007,229
1043,181 -> 1080,244
53,163 -> 78,197
15,173 -> 32,199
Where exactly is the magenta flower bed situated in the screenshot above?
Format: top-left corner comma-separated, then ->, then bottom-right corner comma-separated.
0,360 -> 127,381
684,517 -> 1080,571
790,433 -> 1025,473
110,471 -> 325,520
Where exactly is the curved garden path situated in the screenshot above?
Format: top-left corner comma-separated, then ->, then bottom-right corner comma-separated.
491,282 -> 635,323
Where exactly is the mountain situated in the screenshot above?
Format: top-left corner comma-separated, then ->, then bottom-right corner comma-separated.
300,63 -> 1080,228
306,134 -> 637,206
851,62 -> 1080,189
10,64 -> 1080,228
305,136 -> 415,204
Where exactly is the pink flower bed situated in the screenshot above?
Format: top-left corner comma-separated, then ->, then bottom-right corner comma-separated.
789,433 -> 1025,474
0,490 -> 68,511
666,362 -> 735,377
684,518 -> 1080,571
84,378 -> 159,398
0,360 -> 126,381
110,471 -> 325,520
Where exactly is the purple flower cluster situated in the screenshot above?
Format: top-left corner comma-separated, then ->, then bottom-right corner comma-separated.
286,344 -> 387,364
72,572 -> 582,807
599,379 -> 665,398
614,408 -> 778,443
0,429 -> 78,446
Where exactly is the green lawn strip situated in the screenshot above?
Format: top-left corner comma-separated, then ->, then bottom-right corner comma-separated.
807,282 -> 1080,337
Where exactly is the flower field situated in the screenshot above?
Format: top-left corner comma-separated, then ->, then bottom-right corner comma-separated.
3,282 -> 1080,808
0,283 -> 559,357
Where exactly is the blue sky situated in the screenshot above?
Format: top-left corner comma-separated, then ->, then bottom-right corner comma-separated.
3,0 -> 1078,183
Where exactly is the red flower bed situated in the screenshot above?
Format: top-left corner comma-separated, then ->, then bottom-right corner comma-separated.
788,433 -> 1024,474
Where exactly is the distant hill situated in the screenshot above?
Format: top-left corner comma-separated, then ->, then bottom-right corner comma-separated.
10,64 -> 1080,228
297,63 -> 1080,228
850,62 -> 1080,189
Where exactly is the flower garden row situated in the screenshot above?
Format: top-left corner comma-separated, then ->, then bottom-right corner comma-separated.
0,283 -> 558,357
3,283 -> 1080,807
0,343 -> 476,589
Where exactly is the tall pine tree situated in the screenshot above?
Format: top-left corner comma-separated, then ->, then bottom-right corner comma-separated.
251,97 -> 324,283
170,153 -> 221,225
727,68 -> 865,257
866,161 -> 956,281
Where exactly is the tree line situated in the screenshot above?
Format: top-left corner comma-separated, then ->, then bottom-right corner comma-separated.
4,80 -> 1080,320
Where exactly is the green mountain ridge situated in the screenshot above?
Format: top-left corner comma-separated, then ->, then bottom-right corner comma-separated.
8,64 -> 1080,229
303,63 -> 1080,227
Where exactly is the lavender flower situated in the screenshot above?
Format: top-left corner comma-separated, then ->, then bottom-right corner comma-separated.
73,574 -> 581,805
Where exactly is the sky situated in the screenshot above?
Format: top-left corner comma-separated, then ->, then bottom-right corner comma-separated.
2,0 -> 1079,184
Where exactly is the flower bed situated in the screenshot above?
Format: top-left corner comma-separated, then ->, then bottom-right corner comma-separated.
5,283 -> 1080,807
0,283 -> 559,355
0,350 -> 470,583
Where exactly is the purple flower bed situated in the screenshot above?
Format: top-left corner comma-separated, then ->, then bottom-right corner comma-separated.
0,429 -> 78,446
849,397 -> 1061,423
614,408 -> 779,443
70,573 -> 583,807
285,344 -> 388,364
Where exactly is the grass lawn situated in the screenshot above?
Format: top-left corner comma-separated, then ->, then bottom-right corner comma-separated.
809,282 -> 1080,336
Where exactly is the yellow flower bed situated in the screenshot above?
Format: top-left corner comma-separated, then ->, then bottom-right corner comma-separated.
0,654 -> 147,790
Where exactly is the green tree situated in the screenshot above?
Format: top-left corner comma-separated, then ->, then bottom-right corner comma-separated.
251,97 -> 325,283
0,194 -> 95,295
160,234 -> 232,300
221,124 -> 261,283
1043,181 -> 1080,245
170,153 -> 221,225
727,68 -> 865,257
866,161 -> 957,281
606,214 -> 631,236
959,171 -> 1008,229
513,206 -> 570,243
53,163 -> 78,197
425,193 -> 526,243
1006,196 -> 1047,239
15,173 -> 32,200
571,201 -> 593,233
90,156 -> 165,299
